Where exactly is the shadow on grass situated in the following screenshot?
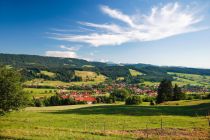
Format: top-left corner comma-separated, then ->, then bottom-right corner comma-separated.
43,102 -> 210,117
0,136 -> 29,140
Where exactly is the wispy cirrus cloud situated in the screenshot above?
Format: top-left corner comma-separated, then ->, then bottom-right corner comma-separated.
51,2 -> 207,47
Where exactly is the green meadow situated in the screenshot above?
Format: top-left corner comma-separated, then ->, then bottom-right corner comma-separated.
1,99 -> 210,139
129,69 -> 143,77
24,78 -> 105,87
168,72 -> 210,87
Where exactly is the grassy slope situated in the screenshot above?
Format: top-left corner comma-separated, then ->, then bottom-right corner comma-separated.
75,70 -> 106,82
139,72 -> 210,88
129,69 -> 143,77
168,72 -> 210,87
24,88 -> 57,99
24,78 -> 104,87
40,71 -> 56,77
1,100 -> 210,139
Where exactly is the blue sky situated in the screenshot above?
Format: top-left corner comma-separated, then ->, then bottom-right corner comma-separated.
0,0 -> 210,68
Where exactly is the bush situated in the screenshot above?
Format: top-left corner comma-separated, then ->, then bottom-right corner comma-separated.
95,96 -> 116,104
205,93 -> 210,99
0,67 -> 29,113
143,96 -> 155,102
33,98 -> 43,107
150,100 -> 156,106
125,96 -> 142,105
37,95 -> 89,106
110,89 -> 130,101
186,95 -> 194,100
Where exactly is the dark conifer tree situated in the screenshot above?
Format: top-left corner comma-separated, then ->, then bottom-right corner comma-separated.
173,84 -> 185,100
156,79 -> 173,104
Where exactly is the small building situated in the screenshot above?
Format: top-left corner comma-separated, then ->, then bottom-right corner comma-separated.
74,96 -> 96,104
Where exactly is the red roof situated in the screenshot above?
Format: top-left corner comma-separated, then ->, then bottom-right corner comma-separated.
74,96 -> 96,102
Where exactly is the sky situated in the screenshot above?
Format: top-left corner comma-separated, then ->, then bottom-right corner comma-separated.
0,0 -> 210,68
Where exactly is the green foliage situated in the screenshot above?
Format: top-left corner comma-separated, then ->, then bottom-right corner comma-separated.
150,100 -> 156,106
142,96 -> 156,102
0,67 -> 28,113
156,79 -> 174,104
34,95 -> 87,107
173,84 -> 185,100
157,81 -> 187,103
110,88 -> 130,101
205,93 -> 210,99
185,94 -> 202,100
95,96 -> 116,104
125,95 -> 142,105
98,66 -> 131,80
33,98 -> 43,107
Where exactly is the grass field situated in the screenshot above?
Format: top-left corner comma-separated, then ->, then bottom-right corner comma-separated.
75,70 -> 106,82
139,72 -> 210,88
168,72 -> 210,87
1,100 -> 210,139
24,78 -> 105,87
23,88 -> 57,99
129,69 -> 143,77
40,71 -> 56,77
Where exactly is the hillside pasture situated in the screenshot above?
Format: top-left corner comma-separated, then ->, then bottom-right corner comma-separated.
24,78 -> 105,88
0,100 -> 210,139
168,72 -> 210,87
40,70 -> 56,77
75,70 -> 106,82
24,88 -> 57,99
129,69 -> 143,77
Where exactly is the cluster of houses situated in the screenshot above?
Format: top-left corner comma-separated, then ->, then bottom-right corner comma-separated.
55,82 -> 158,104
58,91 -> 96,104
102,83 -> 157,97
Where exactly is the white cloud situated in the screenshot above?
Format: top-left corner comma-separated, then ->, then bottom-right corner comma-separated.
51,2 -> 207,47
101,5 -> 135,27
45,51 -> 78,58
59,45 -> 80,51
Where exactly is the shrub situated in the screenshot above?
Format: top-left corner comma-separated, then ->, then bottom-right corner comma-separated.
150,100 -> 156,106
205,93 -> 210,99
143,96 -> 155,102
95,96 -> 116,104
33,98 -> 43,107
60,98 -> 76,105
186,95 -> 194,100
110,88 -> 130,101
49,95 -> 60,106
125,96 -> 142,105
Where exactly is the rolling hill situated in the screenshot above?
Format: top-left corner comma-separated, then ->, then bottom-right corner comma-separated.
1,53 -> 210,85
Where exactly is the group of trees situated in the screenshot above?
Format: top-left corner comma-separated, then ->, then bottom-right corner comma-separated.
110,88 -> 142,105
94,96 -> 116,104
110,89 -> 130,101
125,96 -> 142,105
156,79 -> 185,104
33,95 -> 86,107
